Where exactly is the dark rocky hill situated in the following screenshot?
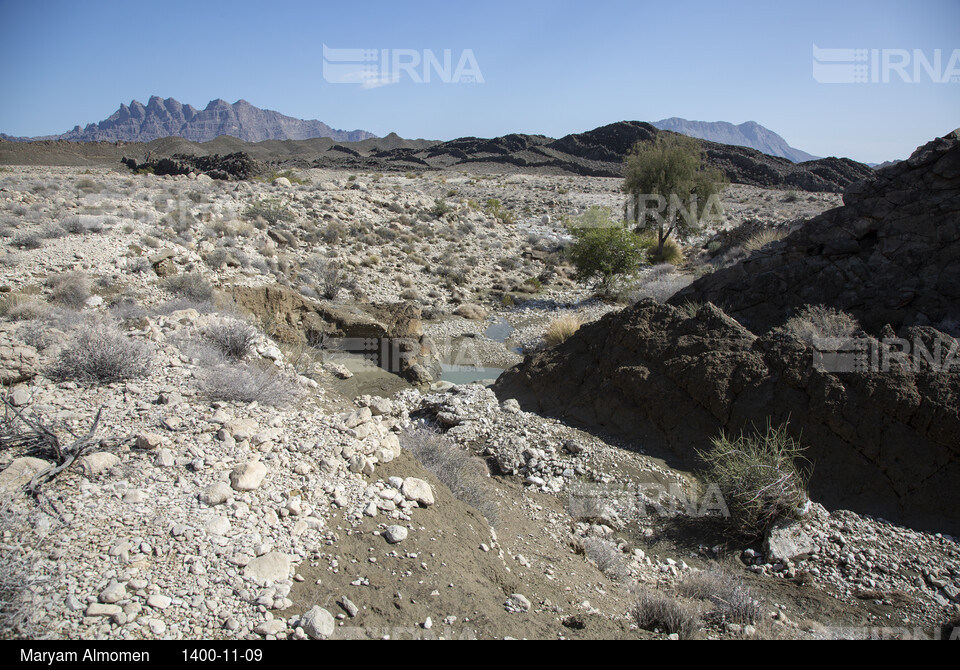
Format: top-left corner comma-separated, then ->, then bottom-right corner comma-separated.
672,129 -> 960,333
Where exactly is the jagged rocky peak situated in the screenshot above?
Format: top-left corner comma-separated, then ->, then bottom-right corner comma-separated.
44,96 -> 377,144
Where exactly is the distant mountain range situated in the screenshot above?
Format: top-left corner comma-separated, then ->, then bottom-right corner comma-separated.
651,118 -> 818,163
0,96 -> 377,144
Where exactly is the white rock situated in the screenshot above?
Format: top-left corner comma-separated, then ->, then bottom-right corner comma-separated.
243,552 -> 291,585
201,481 -> 233,505
301,606 -> 335,640
0,457 -> 51,493
401,477 -> 435,507
147,594 -> 172,609
230,461 -> 266,491
384,525 -> 408,544
80,452 -> 120,476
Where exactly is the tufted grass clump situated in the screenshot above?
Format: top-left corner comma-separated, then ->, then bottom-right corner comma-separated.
696,421 -> 811,537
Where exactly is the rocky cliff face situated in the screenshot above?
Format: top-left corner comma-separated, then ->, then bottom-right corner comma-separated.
672,130 -> 960,334
35,97 -> 377,144
494,300 -> 960,535
653,118 -> 819,163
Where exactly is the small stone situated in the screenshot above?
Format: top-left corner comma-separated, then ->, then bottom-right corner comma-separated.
155,449 -> 175,467
243,552 -> 291,585
135,433 -> 162,451
99,581 -> 127,604
301,606 -> 335,640
80,452 -> 120,476
255,620 -> 286,636
86,603 -> 122,618
230,461 -> 267,491
148,618 -> 166,635
147,594 -> 172,609
401,477 -> 435,507
201,482 -> 232,506
338,596 -> 359,618
384,525 -> 408,544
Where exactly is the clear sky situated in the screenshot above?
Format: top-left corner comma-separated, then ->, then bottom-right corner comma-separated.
1,0 -> 957,163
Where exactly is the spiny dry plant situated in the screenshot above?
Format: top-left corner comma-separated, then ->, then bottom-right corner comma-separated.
203,317 -> 258,360
632,587 -> 701,639
160,272 -> 215,302
581,537 -> 631,581
696,421 -> 811,537
199,361 -> 300,408
676,566 -> 762,625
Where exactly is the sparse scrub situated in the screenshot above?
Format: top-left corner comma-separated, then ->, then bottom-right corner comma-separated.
199,361 -> 300,407
632,588 -> 701,639
242,198 -> 293,226
49,317 -> 154,383
160,273 -> 215,302
484,198 -> 516,224
401,428 -> 497,525
544,315 -> 582,346
581,537 -> 630,581
203,317 -> 258,360
47,272 -> 91,309
676,567 -> 762,625
696,421 -> 811,537
677,300 -> 704,319
781,305 -> 860,344
11,232 -> 42,250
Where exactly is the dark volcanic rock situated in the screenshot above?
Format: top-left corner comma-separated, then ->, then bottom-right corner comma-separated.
494,300 -> 960,534
672,130 -> 960,334
122,152 -> 262,181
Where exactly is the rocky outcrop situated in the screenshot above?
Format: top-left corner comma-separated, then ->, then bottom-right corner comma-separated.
122,152 -> 262,181
228,286 -> 439,383
673,130 -> 960,334
18,97 -> 377,144
0,329 -> 39,385
494,300 -> 960,535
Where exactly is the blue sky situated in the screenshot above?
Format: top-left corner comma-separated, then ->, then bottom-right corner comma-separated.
1,0 -> 957,163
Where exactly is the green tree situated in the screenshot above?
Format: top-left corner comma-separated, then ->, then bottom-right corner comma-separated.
565,207 -> 646,297
623,134 -> 728,259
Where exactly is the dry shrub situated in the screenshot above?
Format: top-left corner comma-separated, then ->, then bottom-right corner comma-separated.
544,315 -> 583,347
400,428 -> 497,525
632,588 -> 701,639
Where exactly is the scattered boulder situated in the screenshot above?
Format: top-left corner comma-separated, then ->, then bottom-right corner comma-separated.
401,477 -> 435,507
301,606 -> 335,640
0,457 -> 51,493
383,525 -> 408,544
243,552 -> 291,584
230,461 -> 267,491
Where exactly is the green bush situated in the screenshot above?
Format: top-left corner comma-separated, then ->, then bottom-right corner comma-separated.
565,211 -> 645,297
697,422 -> 811,537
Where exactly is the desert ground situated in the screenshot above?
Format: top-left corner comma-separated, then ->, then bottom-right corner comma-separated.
0,163 -> 957,641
